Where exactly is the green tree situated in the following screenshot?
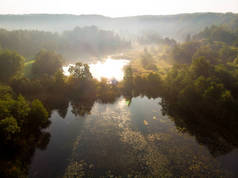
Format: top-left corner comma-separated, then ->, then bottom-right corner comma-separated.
123,65 -> 134,93
190,57 -> 214,78
0,50 -> 24,83
0,84 -> 49,143
32,50 -> 63,78
67,62 -> 96,99
0,116 -> 20,141
0,84 -> 50,178
68,62 -> 92,80
29,99 -> 49,129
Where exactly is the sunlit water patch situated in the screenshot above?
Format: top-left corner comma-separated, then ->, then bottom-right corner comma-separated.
63,58 -> 129,81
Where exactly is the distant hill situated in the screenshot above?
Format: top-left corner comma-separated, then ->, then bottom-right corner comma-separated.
0,13 -> 238,40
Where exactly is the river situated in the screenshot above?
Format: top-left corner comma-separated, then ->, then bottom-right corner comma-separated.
63,57 -> 129,81
28,96 -> 238,177
25,57 -> 238,177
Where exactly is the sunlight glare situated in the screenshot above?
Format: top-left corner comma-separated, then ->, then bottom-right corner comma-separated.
62,64 -> 75,76
89,58 -> 129,81
63,58 -> 129,81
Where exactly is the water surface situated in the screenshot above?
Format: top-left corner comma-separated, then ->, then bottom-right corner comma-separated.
63,58 -> 129,81
29,96 -> 238,177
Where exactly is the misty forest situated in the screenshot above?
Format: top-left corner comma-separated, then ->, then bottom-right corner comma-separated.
1,12 -> 238,178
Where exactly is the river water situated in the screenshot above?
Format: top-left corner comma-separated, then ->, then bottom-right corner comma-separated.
29,96 -> 238,177
63,58 -> 129,81
28,57 -> 238,177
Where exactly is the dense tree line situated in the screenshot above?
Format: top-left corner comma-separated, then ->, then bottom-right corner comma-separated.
0,26 -> 131,60
169,38 -> 238,65
137,32 -> 176,46
159,27 -> 238,156
161,57 -> 238,156
0,49 -> 122,117
0,85 -> 50,177
0,50 -> 52,177
0,50 -> 24,82
193,25 -> 238,46
121,26 -> 238,157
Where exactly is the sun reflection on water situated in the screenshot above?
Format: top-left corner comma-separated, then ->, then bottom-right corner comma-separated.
63,58 -> 129,81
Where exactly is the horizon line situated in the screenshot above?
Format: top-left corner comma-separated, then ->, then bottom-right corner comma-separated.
0,11 -> 237,18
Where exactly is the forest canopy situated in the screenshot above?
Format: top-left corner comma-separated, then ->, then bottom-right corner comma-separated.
0,26 -> 131,60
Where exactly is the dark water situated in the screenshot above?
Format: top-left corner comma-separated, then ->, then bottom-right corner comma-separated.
29,96 -> 238,177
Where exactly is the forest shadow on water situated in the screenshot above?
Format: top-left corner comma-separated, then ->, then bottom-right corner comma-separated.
14,88 -> 237,178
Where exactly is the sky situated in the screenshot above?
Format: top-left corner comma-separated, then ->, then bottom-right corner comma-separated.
1,0 -> 238,17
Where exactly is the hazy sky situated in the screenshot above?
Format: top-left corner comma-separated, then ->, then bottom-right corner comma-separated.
1,0 -> 238,17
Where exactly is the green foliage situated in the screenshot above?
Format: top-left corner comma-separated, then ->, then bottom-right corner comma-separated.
170,40 -> 238,64
32,50 -> 63,78
170,25 -> 238,65
96,78 -> 120,103
140,49 -> 158,71
0,84 -> 49,144
138,33 -> 176,46
0,84 -> 50,177
194,25 -> 238,45
123,66 -> 134,94
0,84 -> 13,99
69,63 -> 92,80
190,57 -> 214,78
0,117 -> 20,141
0,50 -> 24,83
0,27 -> 130,60
54,70 -> 66,89
170,41 -> 201,64
123,65 -> 163,98
8,51 -> 67,97
218,45 -> 238,62
10,77 -> 42,96
163,56 -> 238,121
12,95 -> 31,127
29,99 -> 49,128
67,63 -> 96,100
162,52 -> 238,157
233,56 -> 238,64
23,59 -> 35,77
192,44 -> 220,64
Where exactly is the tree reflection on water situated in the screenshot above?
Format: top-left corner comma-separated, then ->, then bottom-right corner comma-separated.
2,88 -> 238,177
